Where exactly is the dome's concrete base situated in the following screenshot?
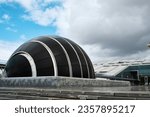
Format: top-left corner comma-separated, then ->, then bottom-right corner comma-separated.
0,76 -> 130,88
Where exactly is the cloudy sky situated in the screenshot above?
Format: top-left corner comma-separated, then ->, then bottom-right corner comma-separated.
0,0 -> 150,63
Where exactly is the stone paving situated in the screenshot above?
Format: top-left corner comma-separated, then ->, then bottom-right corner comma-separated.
0,86 -> 150,100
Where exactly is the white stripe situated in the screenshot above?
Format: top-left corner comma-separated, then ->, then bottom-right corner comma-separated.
47,36 -> 73,77
64,39 -> 83,77
12,51 -> 37,77
31,40 -> 58,76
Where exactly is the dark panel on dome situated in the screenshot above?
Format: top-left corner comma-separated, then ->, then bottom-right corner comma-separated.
13,42 -> 54,76
5,54 -> 32,77
37,37 -> 70,76
66,39 -> 89,78
77,45 -> 95,78
54,37 -> 82,77
12,41 -> 34,55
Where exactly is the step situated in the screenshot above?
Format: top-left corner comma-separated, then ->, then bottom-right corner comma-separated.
0,87 -> 150,100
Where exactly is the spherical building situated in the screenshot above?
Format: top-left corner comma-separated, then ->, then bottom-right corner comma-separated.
5,36 -> 95,78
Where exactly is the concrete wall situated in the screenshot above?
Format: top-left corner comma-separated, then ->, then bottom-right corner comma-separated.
0,76 -> 130,88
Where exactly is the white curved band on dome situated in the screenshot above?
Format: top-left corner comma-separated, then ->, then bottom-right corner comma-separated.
31,40 -> 58,76
48,36 -> 73,77
64,39 -> 83,77
12,51 -> 37,77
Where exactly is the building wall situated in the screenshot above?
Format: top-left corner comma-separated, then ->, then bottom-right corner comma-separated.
116,65 -> 150,79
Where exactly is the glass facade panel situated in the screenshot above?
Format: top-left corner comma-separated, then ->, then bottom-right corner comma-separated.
117,65 -> 150,79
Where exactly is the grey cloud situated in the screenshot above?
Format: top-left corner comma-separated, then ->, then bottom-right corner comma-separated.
57,0 -> 150,60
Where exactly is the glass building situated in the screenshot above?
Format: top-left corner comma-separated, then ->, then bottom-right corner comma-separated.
94,60 -> 150,85
117,65 -> 150,79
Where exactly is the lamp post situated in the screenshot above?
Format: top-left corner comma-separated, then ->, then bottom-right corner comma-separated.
147,43 -> 150,85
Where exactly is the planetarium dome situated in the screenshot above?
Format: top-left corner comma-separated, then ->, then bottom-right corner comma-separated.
5,36 -> 95,78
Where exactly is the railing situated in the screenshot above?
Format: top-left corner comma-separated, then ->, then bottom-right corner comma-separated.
96,74 -> 137,81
